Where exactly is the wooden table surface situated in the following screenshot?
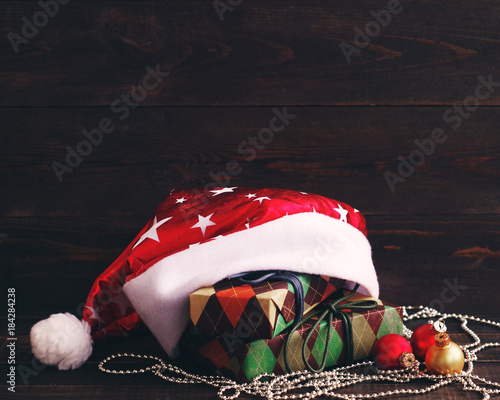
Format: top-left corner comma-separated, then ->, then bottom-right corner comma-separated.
2,1 -> 500,399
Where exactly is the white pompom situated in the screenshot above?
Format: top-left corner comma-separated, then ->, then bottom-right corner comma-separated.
30,313 -> 93,370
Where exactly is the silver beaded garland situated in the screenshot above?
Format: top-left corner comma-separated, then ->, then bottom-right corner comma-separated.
99,305 -> 500,400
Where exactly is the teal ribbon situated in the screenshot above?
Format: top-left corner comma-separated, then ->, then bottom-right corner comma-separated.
283,284 -> 379,373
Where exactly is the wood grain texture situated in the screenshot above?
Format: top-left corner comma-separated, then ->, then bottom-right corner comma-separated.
2,1 -> 500,399
2,106 -> 499,219
2,1 -> 500,106
2,319 -> 499,399
4,216 -> 500,316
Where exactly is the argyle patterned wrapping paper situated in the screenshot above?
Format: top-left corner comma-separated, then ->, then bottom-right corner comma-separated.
190,274 -> 344,340
184,293 -> 404,383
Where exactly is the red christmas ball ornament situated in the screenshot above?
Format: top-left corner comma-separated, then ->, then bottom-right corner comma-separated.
411,321 -> 447,360
372,334 -> 415,370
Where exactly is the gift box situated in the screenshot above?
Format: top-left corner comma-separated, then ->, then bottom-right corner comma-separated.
184,290 -> 404,382
190,273 -> 344,341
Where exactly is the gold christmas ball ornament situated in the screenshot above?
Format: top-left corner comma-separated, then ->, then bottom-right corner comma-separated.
425,332 -> 465,375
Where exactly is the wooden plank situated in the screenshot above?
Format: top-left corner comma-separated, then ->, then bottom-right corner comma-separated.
2,1 -> 499,399
14,385 -> 223,400
3,217 -> 500,315
1,106 -> 500,219
6,319 -> 500,362
12,383 -> 499,400
3,319 -> 500,399
2,1 -> 500,106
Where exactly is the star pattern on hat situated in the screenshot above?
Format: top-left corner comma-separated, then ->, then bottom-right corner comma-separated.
131,190 -> 359,258
334,204 -> 348,223
191,213 -> 217,236
133,215 -> 172,249
210,187 -> 237,196
86,306 -> 102,326
253,196 -> 271,204
245,217 -> 257,229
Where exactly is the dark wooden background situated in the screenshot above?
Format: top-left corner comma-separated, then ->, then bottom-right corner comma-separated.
1,1 -> 499,399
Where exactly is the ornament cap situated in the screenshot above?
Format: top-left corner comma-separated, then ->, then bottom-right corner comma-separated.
435,332 -> 451,348
432,321 -> 447,334
398,352 -> 416,368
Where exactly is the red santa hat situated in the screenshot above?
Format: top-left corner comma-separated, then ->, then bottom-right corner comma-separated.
30,187 -> 379,370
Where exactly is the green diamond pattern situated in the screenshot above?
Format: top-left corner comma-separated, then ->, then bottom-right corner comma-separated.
310,324 -> 343,368
242,340 -> 277,381
377,306 -> 404,338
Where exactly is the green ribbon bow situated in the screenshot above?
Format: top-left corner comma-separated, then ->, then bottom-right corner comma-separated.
284,284 -> 379,373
